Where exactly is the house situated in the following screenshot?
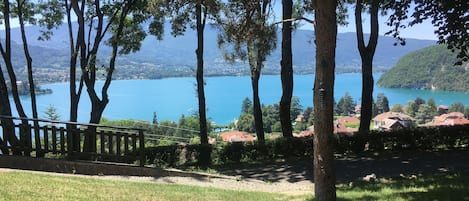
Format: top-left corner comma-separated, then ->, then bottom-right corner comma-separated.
220,131 -> 255,142
334,116 -> 360,134
437,105 -> 449,115
424,112 -> 469,126
372,112 -> 415,131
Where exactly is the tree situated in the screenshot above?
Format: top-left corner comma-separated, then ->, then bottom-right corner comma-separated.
152,0 -> 219,151
290,96 -> 303,122
406,100 -> 418,117
427,98 -> 438,114
391,103 -> 404,113
241,97 -> 252,114
464,106 -> 469,119
279,0 -> 294,138
43,105 -> 61,121
218,0 -> 277,144
0,0 -> 61,154
262,104 -> 279,133
66,0 -> 152,152
303,107 -> 314,125
355,0 -> 379,135
312,0 -> 337,199
375,93 -> 390,114
0,0 -> 20,152
336,92 -> 355,116
386,0 -> 469,65
415,104 -> 436,124
449,102 -> 465,113
237,113 -> 255,133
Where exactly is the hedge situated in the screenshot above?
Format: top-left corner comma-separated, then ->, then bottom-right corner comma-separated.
145,124 -> 469,167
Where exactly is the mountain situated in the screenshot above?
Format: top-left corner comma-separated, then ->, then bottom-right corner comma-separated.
377,45 -> 469,92
2,22 -> 436,83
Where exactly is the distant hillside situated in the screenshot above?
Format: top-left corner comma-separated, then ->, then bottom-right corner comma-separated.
377,45 -> 469,92
2,22 -> 436,83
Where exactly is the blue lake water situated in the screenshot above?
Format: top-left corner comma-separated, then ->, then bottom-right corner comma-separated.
18,73 -> 469,125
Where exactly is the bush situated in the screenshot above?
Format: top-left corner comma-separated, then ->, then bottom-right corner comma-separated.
145,125 -> 469,167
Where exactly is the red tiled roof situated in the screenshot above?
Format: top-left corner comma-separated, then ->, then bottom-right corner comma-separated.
373,112 -> 414,122
221,131 -> 255,142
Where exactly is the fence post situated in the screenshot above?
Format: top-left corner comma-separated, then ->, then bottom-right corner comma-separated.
139,129 -> 145,167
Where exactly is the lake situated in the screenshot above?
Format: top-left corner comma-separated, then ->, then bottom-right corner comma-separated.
18,73 -> 469,125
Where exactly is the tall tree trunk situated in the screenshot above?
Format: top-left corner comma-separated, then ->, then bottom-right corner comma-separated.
279,0 -> 294,138
313,0 -> 337,200
68,0 -> 86,152
18,0 -> 37,120
196,3 -> 211,166
1,0 -> 28,155
196,3 -> 208,145
66,0 -> 83,125
252,68 -> 265,144
1,0 -> 27,120
0,65 -> 17,153
356,0 -> 379,136
18,0 -> 36,156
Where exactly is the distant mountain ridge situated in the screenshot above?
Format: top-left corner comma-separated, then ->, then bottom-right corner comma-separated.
377,45 -> 469,93
2,22 -> 436,83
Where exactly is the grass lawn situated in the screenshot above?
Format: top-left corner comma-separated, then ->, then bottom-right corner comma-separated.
1,170 -> 468,201
0,171 -> 301,201
336,173 -> 469,201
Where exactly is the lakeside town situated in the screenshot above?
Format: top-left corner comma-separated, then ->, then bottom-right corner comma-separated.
221,104 -> 469,143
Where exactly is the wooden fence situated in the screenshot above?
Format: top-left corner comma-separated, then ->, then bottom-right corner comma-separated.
0,116 -> 145,166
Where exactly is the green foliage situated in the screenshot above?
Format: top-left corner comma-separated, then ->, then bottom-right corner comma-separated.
391,104 -> 404,113
145,124 -> 469,167
336,92 -> 356,116
43,104 -> 60,121
241,97 -> 252,114
375,93 -> 390,114
406,101 -> 418,117
449,102 -> 465,113
290,96 -> 303,121
415,104 -> 436,124
237,113 -> 255,133
377,45 -> 469,92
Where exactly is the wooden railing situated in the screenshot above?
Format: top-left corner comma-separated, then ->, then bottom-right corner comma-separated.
0,116 -> 145,166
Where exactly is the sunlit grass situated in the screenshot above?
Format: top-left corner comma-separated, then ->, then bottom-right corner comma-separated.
0,171 -> 302,201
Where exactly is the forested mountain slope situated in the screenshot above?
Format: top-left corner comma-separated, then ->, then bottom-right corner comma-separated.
377,45 -> 469,92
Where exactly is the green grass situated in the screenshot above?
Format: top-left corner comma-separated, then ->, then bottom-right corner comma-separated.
0,171 -> 300,201
336,173 -> 469,201
2,170 -> 469,201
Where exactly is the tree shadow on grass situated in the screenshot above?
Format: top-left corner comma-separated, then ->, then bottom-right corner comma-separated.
336,172 -> 469,201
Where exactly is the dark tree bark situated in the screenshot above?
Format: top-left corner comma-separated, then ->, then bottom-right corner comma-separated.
196,3 -> 208,145
356,0 -> 379,135
0,0 -> 27,121
251,60 -> 265,144
279,0 -> 294,138
0,66 -> 17,154
0,0 -> 28,155
65,0 -> 84,126
17,0 -> 37,156
313,0 -> 337,200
